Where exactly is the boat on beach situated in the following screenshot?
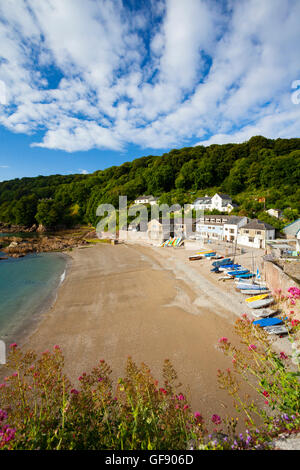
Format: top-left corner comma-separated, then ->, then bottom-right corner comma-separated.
250,308 -> 279,318
253,316 -> 283,327
236,282 -> 267,290
189,255 -> 204,261
245,293 -> 269,303
264,325 -> 290,335
240,289 -> 271,295
248,297 -> 274,309
212,258 -> 232,267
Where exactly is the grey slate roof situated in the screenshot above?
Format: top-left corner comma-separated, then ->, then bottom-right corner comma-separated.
242,219 -> 275,231
283,219 -> 300,237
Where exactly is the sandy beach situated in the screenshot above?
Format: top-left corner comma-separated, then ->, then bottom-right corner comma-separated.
15,242 -> 261,419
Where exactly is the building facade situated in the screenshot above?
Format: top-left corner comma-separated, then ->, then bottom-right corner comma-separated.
192,193 -> 236,213
237,219 -> 275,249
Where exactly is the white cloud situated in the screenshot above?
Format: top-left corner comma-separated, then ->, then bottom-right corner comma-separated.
0,0 -> 299,153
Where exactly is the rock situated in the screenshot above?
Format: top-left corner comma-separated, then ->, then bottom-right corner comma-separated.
272,433 -> 300,450
8,241 -> 19,248
37,224 -> 47,233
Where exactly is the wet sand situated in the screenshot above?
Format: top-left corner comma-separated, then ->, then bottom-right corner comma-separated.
24,243 -> 255,418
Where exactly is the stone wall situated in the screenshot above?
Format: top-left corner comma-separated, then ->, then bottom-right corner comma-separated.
263,259 -> 299,293
118,230 -> 162,246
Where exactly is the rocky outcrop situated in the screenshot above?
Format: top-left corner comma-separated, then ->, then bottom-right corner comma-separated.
1,234 -> 89,258
0,222 -> 37,233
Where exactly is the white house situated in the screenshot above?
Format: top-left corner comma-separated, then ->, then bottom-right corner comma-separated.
192,193 -> 236,213
223,216 -> 248,242
195,215 -> 230,241
266,208 -> 282,219
134,195 -> 159,205
237,219 -> 275,249
192,195 -> 212,211
296,230 -> 300,252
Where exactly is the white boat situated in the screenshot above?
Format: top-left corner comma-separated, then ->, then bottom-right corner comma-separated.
248,298 -> 274,309
264,325 -> 290,335
236,282 -> 267,290
251,308 -> 279,318
240,289 -> 271,296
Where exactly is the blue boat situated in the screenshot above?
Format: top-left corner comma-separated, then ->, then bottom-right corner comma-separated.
205,252 -> 216,257
234,273 -> 254,279
221,264 -> 241,270
211,267 -> 220,272
227,270 -> 249,276
236,283 -> 267,290
212,258 -> 232,267
253,317 -> 286,327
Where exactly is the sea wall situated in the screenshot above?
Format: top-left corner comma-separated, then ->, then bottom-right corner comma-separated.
263,260 -> 299,292
118,230 -> 162,245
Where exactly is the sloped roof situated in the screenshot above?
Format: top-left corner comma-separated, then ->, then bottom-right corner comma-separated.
224,216 -> 247,225
216,193 -> 232,200
194,197 -> 212,203
242,219 -> 275,230
283,219 -> 300,237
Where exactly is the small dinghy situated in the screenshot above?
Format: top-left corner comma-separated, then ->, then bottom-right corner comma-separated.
251,308 -> 279,319
189,255 -> 203,261
234,273 -> 254,279
236,282 -> 267,290
227,269 -> 249,276
212,258 -> 232,267
240,289 -> 270,295
253,316 -> 283,327
245,293 -> 269,303
264,325 -> 290,335
248,298 -> 274,309
219,264 -> 241,271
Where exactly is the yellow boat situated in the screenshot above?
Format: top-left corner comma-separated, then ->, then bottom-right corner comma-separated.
196,250 -> 215,255
245,293 -> 269,303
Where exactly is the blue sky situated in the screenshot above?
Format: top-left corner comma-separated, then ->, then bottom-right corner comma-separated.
0,0 -> 300,182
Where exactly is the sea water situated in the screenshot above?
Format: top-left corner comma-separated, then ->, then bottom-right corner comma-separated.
0,251 -> 67,343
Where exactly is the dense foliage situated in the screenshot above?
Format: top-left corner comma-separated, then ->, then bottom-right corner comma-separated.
0,136 -> 299,228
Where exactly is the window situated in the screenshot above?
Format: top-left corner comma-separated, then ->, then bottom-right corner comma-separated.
256,231 -> 261,235
249,237 -> 254,242
230,229 -> 234,234
245,230 -> 249,234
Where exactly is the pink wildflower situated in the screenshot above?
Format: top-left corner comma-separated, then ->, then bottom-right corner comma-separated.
211,414 -> 222,425
70,389 -> 79,395
248,344 -> 257,351
9,343 -> 17,349
280,352 -> 288,360
218,337 -> 228,344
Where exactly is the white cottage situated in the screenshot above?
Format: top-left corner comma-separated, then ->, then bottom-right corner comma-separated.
223,216 -> 248,242
192,193 -> 236,214
237,219 -> 275,249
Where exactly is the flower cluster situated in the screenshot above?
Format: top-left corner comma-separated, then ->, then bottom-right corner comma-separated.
0,410 -> 15,449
